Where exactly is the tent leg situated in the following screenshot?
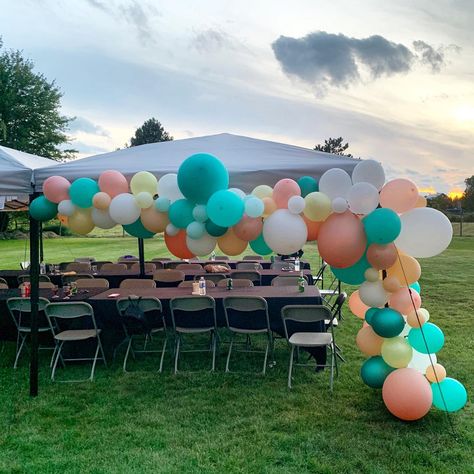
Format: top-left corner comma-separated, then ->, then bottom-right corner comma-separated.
138,238 -> 145,278
39,221 -> 44,263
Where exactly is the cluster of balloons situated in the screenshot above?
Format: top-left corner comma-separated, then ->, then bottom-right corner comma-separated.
30,154 -> 467,421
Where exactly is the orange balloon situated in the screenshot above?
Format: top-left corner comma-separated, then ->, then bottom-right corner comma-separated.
386,254 -> 421,285
318,211 -> 367,268
425,363 -> 446,383
356,326 -> 384,356
415,195 -> 427,208
141,207 -> 169,233
388,287 -> 421,315
349,291 -> 369,319
164,230 -> 195,259
218,228 -> 248,256
382,276 -> 401,293
92,192 -> 111,210
272,178 -> 301,209
380,179 -> 419,213
382,368 -> 432,420
262,197 -> 277,217
366,243 -> 398,270
58,214 -> 68,225
233,215 -> 263,242
406,308 -> 429,327
303,215 -> 322,241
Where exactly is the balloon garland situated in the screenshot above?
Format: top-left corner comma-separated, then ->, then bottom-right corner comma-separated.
31,154 -> 467,420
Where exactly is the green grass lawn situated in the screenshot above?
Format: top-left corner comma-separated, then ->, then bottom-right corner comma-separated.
0,237 -> 473,473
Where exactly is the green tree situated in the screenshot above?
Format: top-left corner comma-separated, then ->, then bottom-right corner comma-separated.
0,38 -> 76,159
314,137 -> 353,157
462,176 -> 474,211
129,117 -> 173,147
427,193 -> 452,211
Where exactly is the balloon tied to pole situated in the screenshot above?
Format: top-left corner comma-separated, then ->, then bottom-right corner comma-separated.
32,154 -> 467,421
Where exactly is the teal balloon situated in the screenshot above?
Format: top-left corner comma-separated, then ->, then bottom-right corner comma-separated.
410,281 -> 421,294
363,208 -> 401,244
186,221 -> 205,240
155,197 -> 170,212
29,196 -> 58,221
297,176 -> 318,197
123,218 -> 155,239
168,199 -> 194,229
361,356 -> 395,388
192,204 -> 208,223
408,323 -> 445,354
177,153 -> 229,204
205,220 -> 228,237
69,178 -> 99,208
331,254 -> 370,285
207,190 -> 244,227
371,308 -> 405,338
250,233 -> 272,255
432,378 -> 468,412
365,307 -> 379,325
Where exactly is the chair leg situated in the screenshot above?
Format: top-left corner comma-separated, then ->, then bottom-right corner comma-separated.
123,337 -> 133,372
211,332 -> 216,372
334,343 -> 339,378
288,345 -> 295,389
329,346 -> 335,392
159,337 -> 167,373
174,336 -> 180,374
98,337 -> 107,368
262,336 -> 269,375
14,334 -> 27,369
51,341 -> 64,381
50,344 -> 58,368
90,339 -> 101,381
225,334 -> 234,373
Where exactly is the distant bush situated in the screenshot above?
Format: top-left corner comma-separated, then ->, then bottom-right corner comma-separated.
43,224 -> 72,236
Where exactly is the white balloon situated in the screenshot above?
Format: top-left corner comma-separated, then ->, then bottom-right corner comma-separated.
109,193 -> 141,225
408,349 -> 437,374
262,209 -> 307,255
395,207 -> 453,257
348,182 -> 379,215
287,195 -> 305,214
228,188 -> 246,199
58,200 -> 75,217
319,168 -> 352,200
359,280 -> 388,307
165,223 -> 179,236
352,159 -> 385,190
157,173 -> 184,203
92,208 -> 116,229
331,197 -> 348,213
399,321 -> 411,337
186,232 -> 217,256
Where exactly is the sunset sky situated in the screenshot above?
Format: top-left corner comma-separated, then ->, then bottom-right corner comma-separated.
1,0 -> 473,193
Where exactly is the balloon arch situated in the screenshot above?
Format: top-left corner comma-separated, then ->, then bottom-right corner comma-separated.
31,153 -> 467,420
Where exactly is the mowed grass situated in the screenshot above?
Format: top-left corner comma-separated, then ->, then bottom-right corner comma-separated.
0,237 -> 473,473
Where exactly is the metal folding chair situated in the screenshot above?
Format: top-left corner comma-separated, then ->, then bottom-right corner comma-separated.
243,255 -> 263,260
101,263 -> 127,272
65,262 -> 91,272
271,275 -> 308,286
120,279 -> 156,289
193,273 -> 227,284
229,270 -> 261,285
62,273 -> 94,285
217,278 -> 254,288
175,263 -> 203,270
76,278 -> 110,289
154,269 -> 185,287
17,274 -> 51,285
130,262 -> 157,273
236,262 -> 263,270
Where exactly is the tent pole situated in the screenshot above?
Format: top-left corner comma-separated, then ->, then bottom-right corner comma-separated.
29,193 -> 40,397
39,221 -> 44,263
138,238 -> 145,278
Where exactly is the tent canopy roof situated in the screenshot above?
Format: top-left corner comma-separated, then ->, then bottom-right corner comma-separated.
34,133 -> 359,191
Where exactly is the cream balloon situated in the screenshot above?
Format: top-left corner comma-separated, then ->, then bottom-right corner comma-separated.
252,184 -> 273,199
68,209 -> 94,235
135,191 -> 154,209
130,171 -> 157,196
157,173 -> 184,202
109,193 -> 141,225
186,232 -> 217,256
288,195 -> 305,214
318,168 -> 352,200
262,210 -> 307,255
91,208 -> 116,229
303,192 -> 331,221
359,280 -> 389,307
351,159 -> 385,190
348,182 -> 379,215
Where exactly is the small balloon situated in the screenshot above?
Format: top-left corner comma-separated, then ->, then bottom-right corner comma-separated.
408,349 -> 437,374
364,268 -> 380,282
91,208 -> 116,229
141,206 -> 169,233
363,208 -> 401,245
186,221 -> 206,240
303,192 -> 332,222
192,204 -> 208,223
109,193 -> 141,225
273,178 -> 301,209
406,308 -> 429,328
371,308 -> 405,338
331,197 -> 348,214
155,197 -> 170,212
388,287 -> 421,315
425,363 -> 446,383
297,176 -> 318,197
262,197 -> 277,217
93,192 -> 111,210
361,356 -> 395,388
205,220 -> 228,237
186,231 -> 217,256
245,197 -> 264,218
207,190 -> 244,227
359,280 -> 389,308
135,191 -> 154,209
381,337 -> 413,368
386,254 -> 421,286
252,184 -> 273,199
68,209 -> 94,235
366,243 -> 398,270
356,325 -> 384,356
166,223 -> 179,236
57,200 -> 75,217
29,196 -> 58,222
168,199 -> 194,229
43,176 -> 71,203
287,195 -> 305,214
233,215 -> 263,242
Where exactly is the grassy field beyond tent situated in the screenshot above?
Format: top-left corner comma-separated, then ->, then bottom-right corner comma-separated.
0,237 -> 473,473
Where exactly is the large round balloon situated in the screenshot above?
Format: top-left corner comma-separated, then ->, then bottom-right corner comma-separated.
319,168 -> 352,200
431,378 -> 467,412
157,173 -> 184,203
272,179 -> 301,209
58,200 -> 75,217
186,231 -> 217,256
177,154 -> 229,204
29,196 -> 58,222
363,208 -> 401,245
130,171 -> 157,196
380,178 -> 419,213
91,208 -> 116,229
69,178 -> 100,208
356,325 -> 384,356
381,337 -> 413,368
408,323 -> 445,354
123,218 -> 156,239
303,192 -> 331,222
351,159 -> 385,190
386,254 -> 421,286
165,229 -> 195,259
250,233 -> 272,255
361,356 -> 395,388
68,209 -> 94,235
348,182 -> 379,215
366,243 -> 398,270
207,190 -> 244,227
318,211 -> 367,268
371,308 -> 405,338
395,208 -> 453,258
141,206 -> 169,233
233,215 -> 263,242
382,368 -> 432,420
408,349 -> 437,374
331,255 -> 370,285
297,176 -> 318,197
98,170 -> 129,198
217,228 -> 248,256
109,193 -> 141,225
205,220 -> 228,237
43,176 -> 70,203
262,210 -> 307,255
168,199 -> 194,229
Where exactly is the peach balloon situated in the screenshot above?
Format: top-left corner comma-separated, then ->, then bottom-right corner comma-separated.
415,195 -> 427,208
92,192 -> 111,210
406,308 -> 429,327
262,197 -> 277,217
164,230 -> 195,259
141,206 -> 169,233
272,178 -> 301,209
218,228 -> 248,256
386,254 -> 421,285
425,363 -> 446,383
380,179 -> 419,214
98,170 -> 129,198
43,176 -> 71,203
366,243 -> 398,270
303,215 -> 321,241
383,276 -> 401,293
349,291 -> 369,319
356,326 -> 384,356
389,287 -> 421,315
382,368 -> 432,420
233,215 -> 263,242
318,211 -> 367,268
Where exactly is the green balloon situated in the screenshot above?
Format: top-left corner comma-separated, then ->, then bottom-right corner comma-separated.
371,308 -> 405,338
29,196 -> 58,222
363,208 -> 401,244
331,254 -> 370,285
408,323 -> 444,354
168,199 -> 194,229
250,233 -> 272,255
69,177 -> 100,208
297,176 -> 318,197
177,153 -> 229,204
206,190 -> 244,227
365,307 -> 378,325
205,220 -> 228,237
123,218 -> 155,239
432,378 -> 467,412
361,356 -> 395,388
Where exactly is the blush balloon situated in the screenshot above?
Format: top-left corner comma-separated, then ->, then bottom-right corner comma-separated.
349,291 -> 370,319
98,170 -> 129,198
356,325 -> 384,356
93,192 -> 111,210
272,179 -> 301,209
389,287 -> 421,315
380,178 -> 419,214
366,243 -> 398,270
218,228 -> 248,256
141,206 -> 169,233
386,254 -> 421,285
233,215 -> 263,242
43,176 -> 71,203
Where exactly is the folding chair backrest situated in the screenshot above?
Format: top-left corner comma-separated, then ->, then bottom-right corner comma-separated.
130,262 -> 156,273
7,297 -> 50,329
45,302 -> 97,333
147,260 -> 164,270
18,274 -> 51,284
117,297 -> 163,333
314,262 -> 328,280
236,262 -> 263,270
118,256 -> 138,262
0,277 -> 8,286
63,273 -> 94,285
0,282 -> 8,289
217,278 -> 253,288
117,296 -> 162,315
76,278 -> 110,289
93,261 -> 113,270
170,296 -> 216,330
271,262 -> 295,270
178,280 -> 215,288
19,281 -> 54,289
101,263 -> 127,272
165,261 -> 188,269
329,292 -> 347,315
230,271 -> 260,284
214,255 -> 229,260
154,270 -> 185,284
281,305 -> 331,340
175,263 -> 203,270
75,257 -> 96,263
152,257 -> 171,262
66,262 -> 91,272
243,255 -> 263,260
120,278 -> 156,289
271,275 -> 308,286
223,296 -> 269,332
193,273 -> 227,284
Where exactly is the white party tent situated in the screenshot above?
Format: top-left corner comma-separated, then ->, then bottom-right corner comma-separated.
33,133 -> 359,190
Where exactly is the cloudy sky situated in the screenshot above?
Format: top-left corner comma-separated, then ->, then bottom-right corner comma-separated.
1,0 -> 473,193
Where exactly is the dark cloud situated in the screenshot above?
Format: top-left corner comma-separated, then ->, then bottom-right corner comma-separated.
413,40 -> 461,72
192,29 -> 235,53
69,117 -> 110,137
